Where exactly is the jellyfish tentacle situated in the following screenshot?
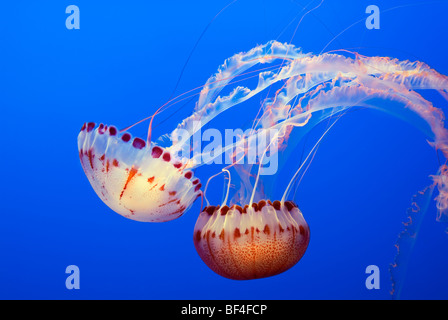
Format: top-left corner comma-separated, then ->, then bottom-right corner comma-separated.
197,41 -> 305,108
389,184 -> 436,299
80,41 -> 448,229
169,41 -> 309,150
193,59 -> 448,214
171,41 -> 448,156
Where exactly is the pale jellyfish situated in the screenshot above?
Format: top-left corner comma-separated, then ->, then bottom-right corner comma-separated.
78,122 -> 202,222
77,41 -> 306,223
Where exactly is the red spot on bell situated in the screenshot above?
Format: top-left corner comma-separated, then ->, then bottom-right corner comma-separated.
163,152 -> 171,162
151,146 -> 163,158
109,126 -> 117,136
98,124 -> 106,134
87,122 -> 95,132
122,133 -> 131,142
173,162 -> 182,168
132,138 -> 146,149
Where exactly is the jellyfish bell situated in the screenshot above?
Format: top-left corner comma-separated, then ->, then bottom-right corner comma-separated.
193,200 -> 310,280
78,122 -> 201,222
192,127 -> 310,280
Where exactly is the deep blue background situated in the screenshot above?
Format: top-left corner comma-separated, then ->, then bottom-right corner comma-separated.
1,0 -> 447,299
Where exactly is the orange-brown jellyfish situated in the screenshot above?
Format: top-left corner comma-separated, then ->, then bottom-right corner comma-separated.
185,40 -> 448,282
193,200 -> 309,280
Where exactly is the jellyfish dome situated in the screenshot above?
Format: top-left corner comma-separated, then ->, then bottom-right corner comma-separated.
78,122 -> 201,222
194,200 -> 309,280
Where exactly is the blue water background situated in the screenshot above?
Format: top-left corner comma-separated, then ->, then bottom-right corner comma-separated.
0,0 -> 447,299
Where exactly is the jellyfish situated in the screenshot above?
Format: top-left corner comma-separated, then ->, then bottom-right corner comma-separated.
77,41 -> 306,222
79,40 -> 448,288
194,200 -> 310,280
78,122 -> 202,222
179,41 -> 448,281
